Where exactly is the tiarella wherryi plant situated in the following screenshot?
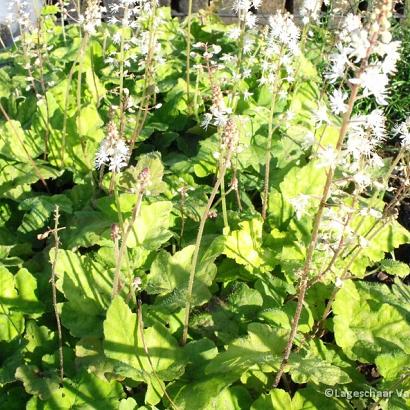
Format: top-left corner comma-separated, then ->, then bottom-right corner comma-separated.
0,0 -> 410,409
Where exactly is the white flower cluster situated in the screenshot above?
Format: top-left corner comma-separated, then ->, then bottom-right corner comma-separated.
326,5 -> 400,106
268,12 -> 300,56
338,109 -> 387,191
81,0 -> 105,35
319,206 -> 354,247
257,12 -> 300,89
289,194 -> 311,219
393,117 -> 410,149
232,0 -> 261,30
201,83 -> 232,129
300,0 -> 321,25
329,89 -> 348,115
346,110 -> 386,161
4,0 -> 41,33
103,0 -> 164,70
95,121 -> 130,172
107,0 -> 158,25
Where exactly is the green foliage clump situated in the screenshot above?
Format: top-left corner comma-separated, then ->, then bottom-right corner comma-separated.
0,5 -> 409,410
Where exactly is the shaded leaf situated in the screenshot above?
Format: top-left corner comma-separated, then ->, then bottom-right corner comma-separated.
103,296 -> 183,403
205,323 -> 289,378
15,365 -> 59,400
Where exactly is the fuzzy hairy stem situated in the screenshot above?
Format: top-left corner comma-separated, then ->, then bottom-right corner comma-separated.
261,110 -> 280,220
118,5 -> 130,133
137,300 -> 179,409
182,159 -> 230,345
58,0 -> 66,42
316,222 -> 386,331
178,193 -> 186,250
76,37 -> 86,154
112,191 -> 143,300
129,0 -> 157,152
307,195 -> 359,289
261,46 -> 285,220
273,83 -> 360,387
35,27 -> 51,159
296,161 -> 409,358
272,9 -> 389,379
50,206 -> 64,382
210,186 -> 235,211
220,175 -> 229,229
185,0 -> 193,111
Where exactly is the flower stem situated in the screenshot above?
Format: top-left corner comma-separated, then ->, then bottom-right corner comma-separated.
220,173 -> 229,229
186,0 -> 193,112
182,159 -> 230,345
273,83 -> 360,387
112,190 -> 143,300
50,206 -> 64,382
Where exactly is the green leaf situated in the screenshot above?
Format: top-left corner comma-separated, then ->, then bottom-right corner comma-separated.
148,239 -> 222,308
251,389 -> 292,410
24,321 -> 56,363
209,386 -> 252,409
0,348 -> 24,387
182,338 -> 218,378
0,267 -> 24,341
0,69 -> 11,98
75,336 -> 116,379
96,193 -> 139,217
0,267 -> 43,316
45,97 -> 102,175
13,268 -> 44,315
288,354 -> 351,385
126,201 -> 173,250
119,398 -> 138,410
289,82 -> 321,128
259,301 -> 313,333
291,387 -> 351,409
61,210 -> 113,249
41,4 -> 59,15
226,282 -> 263,317
103,296 -> 183,403
333,280 -> 410,362
375,351 -> 410,382
275,160 -> 326,225
25,371 -> 124,409
85,68 -> 106,104
191,114 -> 266,177
205,323 -> 289,378
119,152 -> 167,196
15,365 -> 60,400
379,259 -> 410,278
76,104 -> 104,137
0,158 -> 61,201
223,218 -> 274,273
18,195 -> 72,234
349,210 -> 410,277
51,249 -> 117,337
0,120 -> 43,162
166,375 -> 240,410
